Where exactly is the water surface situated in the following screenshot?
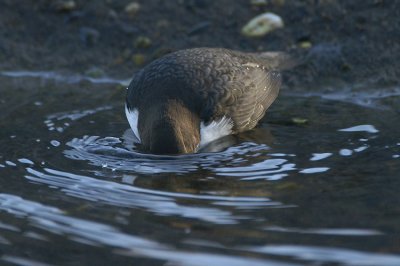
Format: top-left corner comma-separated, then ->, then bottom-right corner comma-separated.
0,73 -> 399,265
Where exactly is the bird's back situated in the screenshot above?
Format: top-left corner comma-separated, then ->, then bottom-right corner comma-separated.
126,47 -> 284,134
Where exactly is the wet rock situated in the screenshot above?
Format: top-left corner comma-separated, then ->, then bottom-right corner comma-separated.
241,12 -> 284,37
80,27 -> 100,46
54,0 -> 77,12
124,2 -> 140,17
134,36 -> 152,49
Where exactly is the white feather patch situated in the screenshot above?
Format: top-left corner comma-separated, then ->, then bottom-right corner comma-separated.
125,105 -> 141,143
200,116 -> 233,148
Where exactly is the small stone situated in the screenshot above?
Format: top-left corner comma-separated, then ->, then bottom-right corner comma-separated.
241,12 -> 284,37
125,2 -> 140,17
55,0 -> 76,12
299,41 -> 312,49
134,36 -> 152,48
292,117 -> 308,125
132,54 -> 145,66
85,67 -> 105,78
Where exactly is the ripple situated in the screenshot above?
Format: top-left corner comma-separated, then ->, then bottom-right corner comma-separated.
339,124 -> 379,133
0,193 -> 164,252
339,149 -> 353,156
216,158 -> 296,181
2,256 -> 52,266
310,153 -> 332,161
17,158 -> 34,165
263,226 -> 383,236
24,167 -> 288,224
244,245 -> 400,266
45,106 -> 112,132
0,70 -> 128,85
285,86 -> 400,109
64,135 -> 278,175
299,167 -> 330,174
0,193 -> 297,266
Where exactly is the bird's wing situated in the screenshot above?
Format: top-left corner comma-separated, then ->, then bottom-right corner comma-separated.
201,63 -> 281,133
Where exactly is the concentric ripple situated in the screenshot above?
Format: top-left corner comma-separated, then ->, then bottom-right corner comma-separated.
64,133 -> 292,176
25,167 -> 289,225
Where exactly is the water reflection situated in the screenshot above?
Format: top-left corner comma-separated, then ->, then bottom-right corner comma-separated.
64,133 -> 289,176
25,167 -> 288,224
1,73 -> 400,265
0,193 -> 297,266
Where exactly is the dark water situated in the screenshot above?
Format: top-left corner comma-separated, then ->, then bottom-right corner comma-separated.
0,72 -> 400,266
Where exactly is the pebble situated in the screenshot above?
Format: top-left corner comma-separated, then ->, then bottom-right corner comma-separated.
292,117 -> 308,125
85,67 -> 105,78
134,36 -> 152,49
299,41 -> 312,49
125,2 -> 140,17
55,0 -> 76,12
241,12 -> 284,37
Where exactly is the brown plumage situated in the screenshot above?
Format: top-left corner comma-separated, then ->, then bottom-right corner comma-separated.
126,48 -> 292,154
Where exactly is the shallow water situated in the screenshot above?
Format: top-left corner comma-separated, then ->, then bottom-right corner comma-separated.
0,73 -> 400,266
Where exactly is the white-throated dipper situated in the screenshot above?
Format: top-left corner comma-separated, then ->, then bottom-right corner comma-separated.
126,48 -> 291,154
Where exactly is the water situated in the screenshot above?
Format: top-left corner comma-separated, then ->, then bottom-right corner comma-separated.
0,72 -> 400,266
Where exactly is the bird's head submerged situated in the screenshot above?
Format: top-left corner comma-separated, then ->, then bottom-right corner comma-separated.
136,99 -> 201,154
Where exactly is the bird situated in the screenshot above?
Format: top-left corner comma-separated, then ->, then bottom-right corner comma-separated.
125,47 -> 292,154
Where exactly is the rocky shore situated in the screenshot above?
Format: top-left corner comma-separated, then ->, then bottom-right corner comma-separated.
1,0 -> 399,90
